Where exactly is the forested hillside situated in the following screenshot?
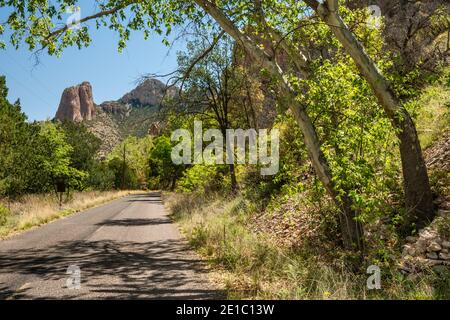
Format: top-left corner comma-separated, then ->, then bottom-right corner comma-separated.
0,0 -> 449,299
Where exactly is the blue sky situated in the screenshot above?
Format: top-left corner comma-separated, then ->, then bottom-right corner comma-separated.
0,3 -> 186,121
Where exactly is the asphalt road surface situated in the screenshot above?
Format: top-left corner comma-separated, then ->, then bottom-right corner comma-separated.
0,192 -> 220,299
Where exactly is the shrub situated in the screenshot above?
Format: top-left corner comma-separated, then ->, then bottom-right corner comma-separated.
0,204 -> 10,226
87,162 -> 116,191
177,165 -> 227,193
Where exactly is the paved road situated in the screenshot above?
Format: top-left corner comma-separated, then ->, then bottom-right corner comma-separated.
0,192 -> 220,299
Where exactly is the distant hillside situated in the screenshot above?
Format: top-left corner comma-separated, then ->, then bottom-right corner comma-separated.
54,78 -> 174,158
120,78 -> 177,107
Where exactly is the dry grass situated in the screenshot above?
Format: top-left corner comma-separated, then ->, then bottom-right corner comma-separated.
415,71 -> 450,149
163,192 -> 449,300
0,190 -> 138,238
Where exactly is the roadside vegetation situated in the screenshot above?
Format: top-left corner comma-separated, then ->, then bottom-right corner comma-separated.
159,53 -> 450,299
161,69 -> 450,298
1,0 -> 449,300
0,190 -> 137,238
164,192 -> 449,299
0,77 -> 152,237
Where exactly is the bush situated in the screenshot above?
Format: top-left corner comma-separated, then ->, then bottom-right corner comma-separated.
108,157 -> 139,190
148,136 -> 183,190
177,165 -> 227,193
86,162 -> 116,191
436,216 -> 450,238
0,204 -> 10,226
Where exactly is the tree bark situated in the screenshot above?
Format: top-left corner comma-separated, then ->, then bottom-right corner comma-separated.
170,175 -> 177,191
397,115 -> 434,226
229,163 -> 238,193
305,0 -> 434,225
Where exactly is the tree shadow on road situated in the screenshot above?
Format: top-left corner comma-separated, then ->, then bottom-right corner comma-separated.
96,218 -> 172,227
126,192 -> 163,204
0,239 -> 224,300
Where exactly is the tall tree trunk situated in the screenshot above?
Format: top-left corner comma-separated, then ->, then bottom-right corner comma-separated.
305,0 -> 434,226
194,0 -> 364,251
229,163 -> 238,193
397,115 -> 434,226
170,175 -> 177,191
258,18 -> 363,249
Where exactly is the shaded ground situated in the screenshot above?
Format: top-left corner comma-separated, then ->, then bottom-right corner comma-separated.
0,192 -> 221,299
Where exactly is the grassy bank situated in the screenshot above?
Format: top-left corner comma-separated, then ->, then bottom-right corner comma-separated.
164,192 -> 449,300
162,71 -> 450,300
0,190 -> 138,238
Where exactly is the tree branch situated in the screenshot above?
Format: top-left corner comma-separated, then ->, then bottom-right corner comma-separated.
179,30 -> 225,92
253,0 -> 310,75
45,6 -> 128,41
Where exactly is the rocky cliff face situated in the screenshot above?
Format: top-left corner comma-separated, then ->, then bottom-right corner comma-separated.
120,78 -> 177,107
54,78 -> 174,157
55,82 -> 95,122
99,101 -> 131,117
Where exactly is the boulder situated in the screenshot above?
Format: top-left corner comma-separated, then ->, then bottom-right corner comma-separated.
426,252 -> 439,260
427,241 -> 442,252
439,252 -> 450,260
442,241 -> 450,249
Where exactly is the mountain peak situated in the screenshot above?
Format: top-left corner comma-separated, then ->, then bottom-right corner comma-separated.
55,81 -> 95,122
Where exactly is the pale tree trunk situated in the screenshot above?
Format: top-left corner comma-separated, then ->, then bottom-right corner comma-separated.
194,0 -> 364,251
289,101 -> 363,250
304,0 -> 434,226
257,16 -> 364,249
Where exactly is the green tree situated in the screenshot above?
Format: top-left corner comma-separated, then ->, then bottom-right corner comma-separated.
32,122 -> 86,193
176,35 -> 250,192
108,136 -> 153,189
148,136 -> 184,190
107,156 -> 138,190
0,76 -> 30,198
302,0 -> 435,229
60,120 -> 101,172
2,0 -> 447,249
86,162 -> 116,191
0,83 -> 86,196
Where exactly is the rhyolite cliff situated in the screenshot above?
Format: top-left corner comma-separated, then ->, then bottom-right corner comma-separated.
55,81 -> 96,122
54,78 -> 174,158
